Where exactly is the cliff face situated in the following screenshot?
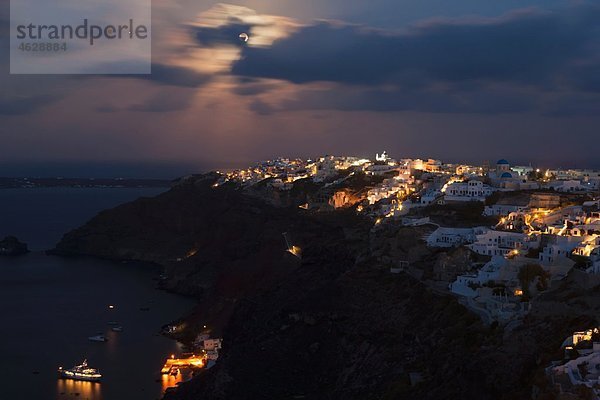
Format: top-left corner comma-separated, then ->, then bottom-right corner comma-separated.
53,174 -> 371,301
53,174 -> 598,400
163,257 -> 594,400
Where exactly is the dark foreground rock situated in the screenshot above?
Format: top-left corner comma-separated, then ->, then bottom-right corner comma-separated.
0,236 -> 29,256
52,174 -> 599,400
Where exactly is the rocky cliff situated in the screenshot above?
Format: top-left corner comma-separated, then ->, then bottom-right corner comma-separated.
53,173 -> 369,299
53,174 -> 598,400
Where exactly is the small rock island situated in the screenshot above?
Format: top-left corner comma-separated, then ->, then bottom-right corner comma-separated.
0,236 -> 29,256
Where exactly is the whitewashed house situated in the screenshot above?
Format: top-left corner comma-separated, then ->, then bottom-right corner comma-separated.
468,230 -> 536,257
420,190 -> 443,205
546,180 -> 586,193
450,257 -> 519,297
450,274 -> 479,297
426,227 -> 477,248
539,236 -> 585,264
202,338 -> 223,351
444,180 -> 493,202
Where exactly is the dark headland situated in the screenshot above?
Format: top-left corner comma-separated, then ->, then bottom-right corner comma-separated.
0,236 -> 29,256
51,172 -> 599,400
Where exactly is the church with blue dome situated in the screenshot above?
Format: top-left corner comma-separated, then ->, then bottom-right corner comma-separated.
496,159 -> 511,173
487,159 -> 537,190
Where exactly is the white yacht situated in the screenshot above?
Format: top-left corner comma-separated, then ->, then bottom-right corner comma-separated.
58,360 -> 102,382
88,334 -> 107,342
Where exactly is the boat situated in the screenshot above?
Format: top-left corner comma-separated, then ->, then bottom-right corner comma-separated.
88,334 -> 107,342
111,326 -> 123,332
58,360 -> 102,382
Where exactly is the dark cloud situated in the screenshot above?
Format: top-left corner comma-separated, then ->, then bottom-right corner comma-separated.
191,18 -> 252,48
279,83 -> 538,114
232,80 -> 277,96
231,5 -> 600,87
1,1 -> 599,176
206,4 -> 600,116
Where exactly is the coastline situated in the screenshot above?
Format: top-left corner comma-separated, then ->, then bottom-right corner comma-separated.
0,186 -> 194,400
0,250 -> 197,400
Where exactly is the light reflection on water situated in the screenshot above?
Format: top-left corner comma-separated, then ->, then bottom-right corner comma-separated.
53,367 -> 195,400
161,370 -> 193,393
57,379 -> 102,400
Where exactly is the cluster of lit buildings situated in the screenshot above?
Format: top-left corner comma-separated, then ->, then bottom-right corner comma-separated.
424,196 -> 599,325
394,158 -> 598,325
216,153 -> 599,197
205,152 -> 600,333
429,204 -> 598,326
213,158 -> 311,188
212,151 -> 599,274
212,151 -> 599,223
214,153 -> 442,217
492,200 -> 600,270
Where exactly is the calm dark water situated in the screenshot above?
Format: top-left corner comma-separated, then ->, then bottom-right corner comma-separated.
0,188 -> 196,400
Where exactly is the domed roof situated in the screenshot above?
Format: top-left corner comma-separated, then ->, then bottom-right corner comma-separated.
497,159 -> 510,165
501,172 -> 513,179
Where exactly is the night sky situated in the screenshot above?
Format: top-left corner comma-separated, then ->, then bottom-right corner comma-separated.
1,0 -> 599,177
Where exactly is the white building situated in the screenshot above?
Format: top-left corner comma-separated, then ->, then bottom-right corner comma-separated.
546,180 -> 586,193
202,338 -> 223,351
539,235 -> 585,264
455,165 -> 482,176
488,159 -> 538,190
450,274 -> 479,297
365,163 -> 399,176
426,227 -> 480,248
444,180 -> 493,202
450,257 -> 514,297
424,159 -> 442,173
420,190 -> 443,205
468,230 -> 536,257
366,176 -> 414,205
548,169 -> 600,181
311,156 -> 338,182
512,165 -> 534,176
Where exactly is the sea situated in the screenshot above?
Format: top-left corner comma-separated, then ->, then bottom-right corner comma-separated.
0,188 -> 196,400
